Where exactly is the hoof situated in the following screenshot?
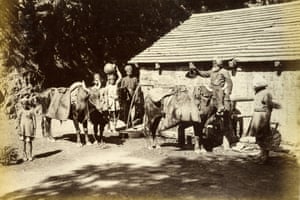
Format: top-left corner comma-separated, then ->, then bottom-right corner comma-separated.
222,146 -> 231,151
200,148 -> 207,154
194,149 -> 207,154
47,137 -> 56,142
76,143 -> 83,147
147,146 -> 154,150
155,145 -> 161,149
86,142 -> 92,146
254,155 -> 268,164
98,143 -> 106,148
93,141 -> 99,145
194,149 -> 201,154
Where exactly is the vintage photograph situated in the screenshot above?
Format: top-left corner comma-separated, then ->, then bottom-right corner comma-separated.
0,0 -> 299,199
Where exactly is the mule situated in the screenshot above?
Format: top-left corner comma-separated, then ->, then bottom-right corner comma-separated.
37,82 -> 92,146
144,85 -> 234,153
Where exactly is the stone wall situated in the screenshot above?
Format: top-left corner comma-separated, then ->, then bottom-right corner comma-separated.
138,62 -> 300,143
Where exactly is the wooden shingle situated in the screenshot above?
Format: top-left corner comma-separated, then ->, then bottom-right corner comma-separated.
129,1 -> 300,64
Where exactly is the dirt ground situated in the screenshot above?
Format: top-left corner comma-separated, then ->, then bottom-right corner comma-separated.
0,114 -> 299,200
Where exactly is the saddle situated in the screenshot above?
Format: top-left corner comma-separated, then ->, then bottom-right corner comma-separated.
46,87 -> 71,120
148,88 -> 175,103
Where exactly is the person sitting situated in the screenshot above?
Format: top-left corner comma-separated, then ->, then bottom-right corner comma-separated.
188,58 -> 233,115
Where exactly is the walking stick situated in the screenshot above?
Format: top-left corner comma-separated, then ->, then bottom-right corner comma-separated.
113,96 -> 117,132
126,85 -> 141,129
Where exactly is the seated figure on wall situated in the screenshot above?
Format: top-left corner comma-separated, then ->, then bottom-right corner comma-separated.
186,58 -> 237,149
188,58 -> 233,115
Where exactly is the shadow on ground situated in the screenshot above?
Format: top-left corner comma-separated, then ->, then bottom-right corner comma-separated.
2,151 -> 299,200
54,133 -> 125,145
34,150 -> 62,159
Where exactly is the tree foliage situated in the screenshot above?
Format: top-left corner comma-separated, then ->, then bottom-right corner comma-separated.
0,0 -> 291,87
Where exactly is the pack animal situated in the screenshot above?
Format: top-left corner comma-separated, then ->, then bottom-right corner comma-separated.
144,86 -> 223,153
36,82 -> 98,146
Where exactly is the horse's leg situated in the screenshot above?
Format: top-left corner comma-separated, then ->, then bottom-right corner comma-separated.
144,123 -> 152,149
193,123 -> 206,153
98,123 -> 106,147
152,117 -> 163,149
222,111 -> 232,150
45,117 -> 55,142
72,119 -> 82,146
143,114 -> 153,149
83,120 -> 92,145
41,116 -> 46,137
178,124 -> 186,148
92,123 -> 99,144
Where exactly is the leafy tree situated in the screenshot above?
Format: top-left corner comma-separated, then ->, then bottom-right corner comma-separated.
0,0 -> 291,87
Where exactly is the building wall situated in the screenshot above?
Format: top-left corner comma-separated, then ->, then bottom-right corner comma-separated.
138,62 -> 300,143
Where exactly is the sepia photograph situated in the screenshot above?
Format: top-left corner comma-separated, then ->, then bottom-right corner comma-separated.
0,0 -> 299,199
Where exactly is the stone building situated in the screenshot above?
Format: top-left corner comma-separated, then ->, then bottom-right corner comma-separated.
128,1 -> 300,143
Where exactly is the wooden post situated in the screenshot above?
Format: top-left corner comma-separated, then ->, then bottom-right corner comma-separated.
274,61 -> 282,76
155,63 -> 162,75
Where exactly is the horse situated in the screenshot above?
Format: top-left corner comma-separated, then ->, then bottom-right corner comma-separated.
36,82 -> 93,146
143,85 -> 235,153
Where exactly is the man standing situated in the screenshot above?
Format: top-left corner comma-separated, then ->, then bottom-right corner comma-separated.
120,65 -> 138,125
188,58 -> 233,115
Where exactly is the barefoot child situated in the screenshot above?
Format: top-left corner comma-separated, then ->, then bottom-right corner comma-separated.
17,97 -> 36,161
105,65 -> 122,133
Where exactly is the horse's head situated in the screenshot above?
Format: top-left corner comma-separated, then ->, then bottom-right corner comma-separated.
88,88 -> 107,112
192,85 -> 215,112
193,85 -> 212,101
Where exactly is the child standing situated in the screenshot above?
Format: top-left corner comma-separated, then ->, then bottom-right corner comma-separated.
17,97 -> 36,161
105,65 -> 122,133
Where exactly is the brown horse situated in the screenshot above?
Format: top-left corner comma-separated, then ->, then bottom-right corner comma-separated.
144,85 -> 223,153
37,82 -> 93,146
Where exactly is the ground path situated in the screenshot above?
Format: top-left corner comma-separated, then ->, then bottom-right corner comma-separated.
0,116 -> 299,200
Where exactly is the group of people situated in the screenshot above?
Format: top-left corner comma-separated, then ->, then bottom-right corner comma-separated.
186,58 -> 278,163
16,63 -> 139,162
16,59 -> 277,163
91,63 -> 139,133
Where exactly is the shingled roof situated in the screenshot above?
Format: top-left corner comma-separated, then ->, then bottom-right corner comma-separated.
129,1 -> 300,64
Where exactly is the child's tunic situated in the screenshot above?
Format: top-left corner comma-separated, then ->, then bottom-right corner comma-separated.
19,109 -> 36,138
106,84 -> 120,112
